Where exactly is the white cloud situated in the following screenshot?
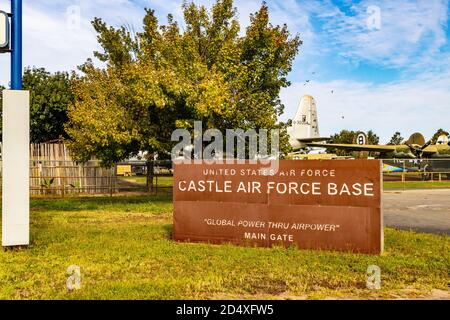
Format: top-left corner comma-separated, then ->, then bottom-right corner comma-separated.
280,70 -> 450,143
1,0 -> 448,82
0,0 -> 146,86
316,0 -> 450,71
0,0 -> 310,86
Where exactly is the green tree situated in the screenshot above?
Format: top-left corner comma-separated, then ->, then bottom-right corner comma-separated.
329,130 -> 356,144
431,128 -> 449,143
327,129 -> 379,157
366,130 -> 379,145
387,131 -> 403,145
66,0 -> 301,167
0,68 -> 75,143
327,130 -> 356,156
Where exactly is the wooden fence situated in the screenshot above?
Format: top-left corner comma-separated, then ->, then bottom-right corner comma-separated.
29,160 -> 116,196
0,142 -> 115,195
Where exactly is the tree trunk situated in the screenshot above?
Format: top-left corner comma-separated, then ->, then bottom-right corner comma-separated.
146,160 -> 154,193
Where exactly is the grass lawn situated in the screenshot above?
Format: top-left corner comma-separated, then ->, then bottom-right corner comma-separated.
384,181 -> 450,190
119,176 -> 174,187
0,195 -> 448,300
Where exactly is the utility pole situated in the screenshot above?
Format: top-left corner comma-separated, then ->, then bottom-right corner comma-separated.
11,0 -> 22,90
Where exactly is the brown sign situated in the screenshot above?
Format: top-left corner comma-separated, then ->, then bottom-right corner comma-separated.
173,160 -> 383,254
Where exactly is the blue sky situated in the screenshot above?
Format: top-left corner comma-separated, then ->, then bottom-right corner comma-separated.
0,0 -> 449,143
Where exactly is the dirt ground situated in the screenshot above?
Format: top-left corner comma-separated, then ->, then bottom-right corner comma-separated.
383,189 -> 450,235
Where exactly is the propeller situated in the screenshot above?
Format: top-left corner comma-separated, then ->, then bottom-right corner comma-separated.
406,140 -> 432,158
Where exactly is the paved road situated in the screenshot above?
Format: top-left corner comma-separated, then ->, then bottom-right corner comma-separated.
383,189 -> 450,235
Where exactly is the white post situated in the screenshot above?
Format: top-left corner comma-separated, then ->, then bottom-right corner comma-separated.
2,89 -> 30,247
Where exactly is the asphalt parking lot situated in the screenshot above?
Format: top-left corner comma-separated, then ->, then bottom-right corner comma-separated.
383,189 -> 450,235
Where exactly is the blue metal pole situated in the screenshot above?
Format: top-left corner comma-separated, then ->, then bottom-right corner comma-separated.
11,0 -> 22,90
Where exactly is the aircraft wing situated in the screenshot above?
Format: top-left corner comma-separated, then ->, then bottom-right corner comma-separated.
297,137 -> 330,143
305,143 -> 399,153
421,146 -> 439,156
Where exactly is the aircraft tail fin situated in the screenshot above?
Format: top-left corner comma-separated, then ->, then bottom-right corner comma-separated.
288,95 -> 320,145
